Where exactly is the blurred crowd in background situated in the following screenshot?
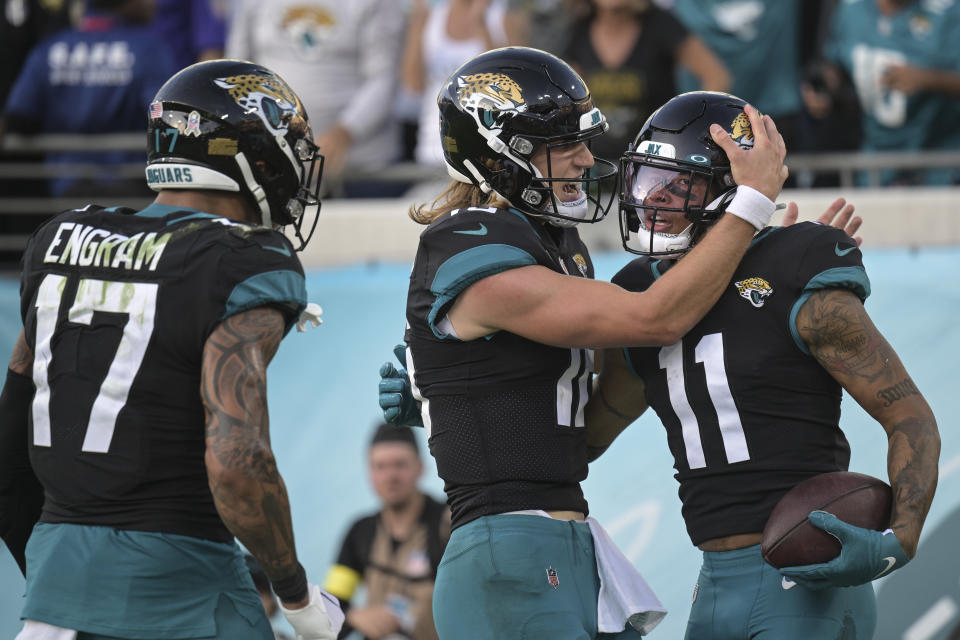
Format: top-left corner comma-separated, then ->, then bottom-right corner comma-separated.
1,0 -> 958,215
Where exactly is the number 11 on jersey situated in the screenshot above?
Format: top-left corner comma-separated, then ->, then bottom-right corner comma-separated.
659,332 -> 749,470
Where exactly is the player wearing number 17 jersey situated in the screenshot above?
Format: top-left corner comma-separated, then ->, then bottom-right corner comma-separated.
0,60 -> 343,640
587,91 -> 940,639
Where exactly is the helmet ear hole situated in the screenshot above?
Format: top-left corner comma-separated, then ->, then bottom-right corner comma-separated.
255,159 -> 279,179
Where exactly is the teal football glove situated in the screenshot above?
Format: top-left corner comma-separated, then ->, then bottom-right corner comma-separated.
779,510 -> 910,590
378,343 -> 423,427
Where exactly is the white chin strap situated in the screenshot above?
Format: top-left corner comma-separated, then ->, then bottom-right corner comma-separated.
543,190 -> 589,227
633,191 -> 731,256
234,151 -> 273,228
634,220 -> 695,255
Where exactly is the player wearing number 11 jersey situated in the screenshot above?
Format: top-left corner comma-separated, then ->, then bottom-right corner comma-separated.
587,91 -> 940,639
0,60 -> 344,640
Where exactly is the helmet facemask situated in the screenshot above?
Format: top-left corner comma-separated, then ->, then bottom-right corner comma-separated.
521,135 -> 618,228
619,154 -> 733,257
245,114 -> 325,250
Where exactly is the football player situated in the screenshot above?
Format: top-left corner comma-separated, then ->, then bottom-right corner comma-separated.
588,91 -> 941,639
388,47 -> 791,639
0,60 -> 343,640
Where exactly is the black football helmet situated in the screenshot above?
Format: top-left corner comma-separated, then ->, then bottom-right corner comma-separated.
146,59 -> 323,249
438,47 -> 617,226
619,91 -> 754,257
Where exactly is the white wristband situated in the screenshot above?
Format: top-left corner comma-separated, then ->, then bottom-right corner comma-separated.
725,185 -> 776,231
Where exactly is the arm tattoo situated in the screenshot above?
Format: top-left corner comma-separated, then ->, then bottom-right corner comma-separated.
202,307 -> 300,580
877,378 -> 920,408
796,289 -> 892,382
886,416 -> 940,556
797,288 -> 940,556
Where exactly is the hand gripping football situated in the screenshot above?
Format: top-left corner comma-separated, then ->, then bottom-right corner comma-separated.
761,471 -> 892,569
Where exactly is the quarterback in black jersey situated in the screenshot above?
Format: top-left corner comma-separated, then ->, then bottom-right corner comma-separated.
0,61 -> 344,640
382,46 -> 796,639
586,92 -> 940,639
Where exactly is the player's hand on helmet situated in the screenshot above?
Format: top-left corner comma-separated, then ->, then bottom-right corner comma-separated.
780,198 -> 863,247
280,583 -> 345,640
378,343 -> 423,427
778,511 -> 910,590
710,104 -> 787,202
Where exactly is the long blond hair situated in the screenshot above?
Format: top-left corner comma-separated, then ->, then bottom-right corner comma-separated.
409,180 -> 506,225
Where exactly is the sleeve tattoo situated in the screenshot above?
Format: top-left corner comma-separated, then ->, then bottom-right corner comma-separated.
797,288 -> 940,556
202,307 -> 300,580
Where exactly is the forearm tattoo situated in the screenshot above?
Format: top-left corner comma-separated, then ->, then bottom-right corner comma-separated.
202,308 -> 299,580
886,416 -> 940,555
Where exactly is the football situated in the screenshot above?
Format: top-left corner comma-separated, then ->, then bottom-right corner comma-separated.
761,471 -> 892,569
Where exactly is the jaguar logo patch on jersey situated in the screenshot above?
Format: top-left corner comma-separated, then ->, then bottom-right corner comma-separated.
734,277 -> 773,308
457,72 -> 525,114
214,73 -> 302,136
730,112 -> 755,150
546,567 -> 559,589
572,253 -> 588,276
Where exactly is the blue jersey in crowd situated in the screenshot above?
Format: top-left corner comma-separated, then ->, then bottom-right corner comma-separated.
4,11 -> 176,195
826,0 -> 960,184
148,0 -> 226,72
672,0 -> 803,119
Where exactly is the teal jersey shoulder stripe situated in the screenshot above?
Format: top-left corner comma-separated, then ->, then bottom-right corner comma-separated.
427,244 -> 536,339
650,259 -> 664,280
135,203 -> 202,218
789,266 -> 871,354
224,270 -> 308,335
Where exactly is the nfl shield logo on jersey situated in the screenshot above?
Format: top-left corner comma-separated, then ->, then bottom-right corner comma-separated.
546,567 -> 559,589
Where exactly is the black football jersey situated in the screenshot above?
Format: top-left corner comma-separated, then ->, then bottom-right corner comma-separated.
19,203 -> 307,541
612,223 -> 868,545
405,207 -> 595,529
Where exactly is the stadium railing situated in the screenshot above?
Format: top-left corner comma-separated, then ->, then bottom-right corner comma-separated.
1,133 -> 959,262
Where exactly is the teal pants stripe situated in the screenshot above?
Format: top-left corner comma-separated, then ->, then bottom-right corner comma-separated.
433,514 -> 642,639
685,544 -> 876,639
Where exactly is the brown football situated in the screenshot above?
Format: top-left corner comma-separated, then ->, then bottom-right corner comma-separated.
761,471 -> 892,569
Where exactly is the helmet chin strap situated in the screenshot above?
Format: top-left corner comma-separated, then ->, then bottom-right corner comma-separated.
523,162 -> 591,227
543,191 -> 589,227
635,187 -> 740,256
235,151 -> 274,228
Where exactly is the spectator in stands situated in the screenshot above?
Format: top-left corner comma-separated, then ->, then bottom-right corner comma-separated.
563,0 -> 730,165
798,58 -> 863,187
0,0 -> 82,257
148,0 -> 227,72
820,0 -> 960,185
672,0 -> 806,154
1,0 -> 175,198
402,0 -> 525,169
247,554 -> 295,640
323,424 -> 449,640
226,0 -> 406,196
0,0 -> 82,107
509,0 -> 579,55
